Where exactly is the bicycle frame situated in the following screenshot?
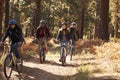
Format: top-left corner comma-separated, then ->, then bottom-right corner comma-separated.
2,43 -> 23,79
60,42 -> 68,66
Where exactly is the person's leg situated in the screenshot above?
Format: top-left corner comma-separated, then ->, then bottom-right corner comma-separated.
72,40 -> 75,51
38,39 -> 42,53
65,41 -> 69,55
44,39 -> 48,52
11,42 -> 22,59
59,42 -> 63,61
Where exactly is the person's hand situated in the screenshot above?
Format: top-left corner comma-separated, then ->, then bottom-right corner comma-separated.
55,39 -> 58,42
47,38 -> 51,41
53,39 -> 59,44
69,39 -> 72,44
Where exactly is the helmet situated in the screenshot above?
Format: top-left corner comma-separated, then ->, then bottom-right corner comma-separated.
71,22 -> 77,25
61,22 -> 67,26
9,20 -> 17,25
40,19 -> 45,24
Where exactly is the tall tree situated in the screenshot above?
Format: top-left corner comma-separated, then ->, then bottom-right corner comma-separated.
93,0 -> 100,39
99,0 -> 109,41
0,0 -> 4,38
35,0 -> 41,27
10,0 -> 15,19
4,0 -> 10,31
111,0 -> 119,38
31,0 -> 41,36
78,0 -> 85,39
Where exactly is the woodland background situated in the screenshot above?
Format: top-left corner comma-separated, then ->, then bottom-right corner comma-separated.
0,0 -> 119,40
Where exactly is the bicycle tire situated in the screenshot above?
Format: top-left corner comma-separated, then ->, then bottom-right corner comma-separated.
4,54 -> 13,79
39,47 -> 45,63
70,46 -> 74,61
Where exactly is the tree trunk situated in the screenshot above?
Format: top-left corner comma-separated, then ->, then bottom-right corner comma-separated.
114,16 -> 119,38
32,0 -> 41,37
10,0 -> 15,19
111,0 -> 119,38
0,0 -> 4,38
35,0 -> 41,27
78,1 -> 84,39
99,0 -> 109,41
93,0 -> 100,39
4,0 -> 10,31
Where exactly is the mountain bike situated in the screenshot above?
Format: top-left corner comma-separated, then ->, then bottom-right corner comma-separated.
39,39 -> 46,63
1,43 -> 23,79
60,42 -> 68,66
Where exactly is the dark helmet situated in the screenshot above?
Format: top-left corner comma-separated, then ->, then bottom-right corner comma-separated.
71,22 -> 77,25
40,19 -> 45,24
9,20 -> 17,25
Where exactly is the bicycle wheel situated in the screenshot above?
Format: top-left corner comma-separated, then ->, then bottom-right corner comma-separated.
61,47 -> 66,66
16,58 -> 23,74
4,54 -> 13,78
39,47 -> 45,63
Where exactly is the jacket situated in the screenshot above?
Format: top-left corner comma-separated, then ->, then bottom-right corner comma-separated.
69,27 -> 79,40
36,26 -> 50,39
1,25 -> 24,44
56,28 -> 70,42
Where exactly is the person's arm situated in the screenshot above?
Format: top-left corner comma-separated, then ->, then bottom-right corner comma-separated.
67,29 -> 71,41
36,27 -> 40,39
56,30 -> 61,41
19,27 -> 25,42
46,27 -> 51,38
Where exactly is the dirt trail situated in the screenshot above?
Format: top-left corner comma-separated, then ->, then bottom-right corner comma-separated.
0,55 -> 80,80
1,39 -> 120,80
0,53 -> 120,80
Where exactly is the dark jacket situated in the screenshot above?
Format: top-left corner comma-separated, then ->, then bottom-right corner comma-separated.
56,28 -> 70,42
69,27 -> 79,40
36,26 -> 50,39
1,25 -> 24,44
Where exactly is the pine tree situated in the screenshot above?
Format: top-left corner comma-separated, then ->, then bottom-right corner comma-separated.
0,0 -> 4,38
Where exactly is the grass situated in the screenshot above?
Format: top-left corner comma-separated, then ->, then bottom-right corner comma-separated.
56,65 -> 91,80
75,66 -> 90,80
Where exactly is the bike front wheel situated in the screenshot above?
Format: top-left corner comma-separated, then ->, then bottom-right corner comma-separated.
39,47 -> 45,63
4,54 -> 13,79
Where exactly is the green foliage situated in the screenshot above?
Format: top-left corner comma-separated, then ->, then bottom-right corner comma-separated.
3,0 -> 120,39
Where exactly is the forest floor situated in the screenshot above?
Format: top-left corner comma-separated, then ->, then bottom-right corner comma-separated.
0,38 -> 120,80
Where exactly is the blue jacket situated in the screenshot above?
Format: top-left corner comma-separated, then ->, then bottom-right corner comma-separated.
56,28 -> 70,42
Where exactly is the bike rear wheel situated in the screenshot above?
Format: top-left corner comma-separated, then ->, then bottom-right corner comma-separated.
70,47 -> 74,61
4,54 -> 13,79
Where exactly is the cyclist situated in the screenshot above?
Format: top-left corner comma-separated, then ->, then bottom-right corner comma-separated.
0,20 -> 24,62
69,22 -> 79,54
36,19 -> 50,53
56,22 -> 70,62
